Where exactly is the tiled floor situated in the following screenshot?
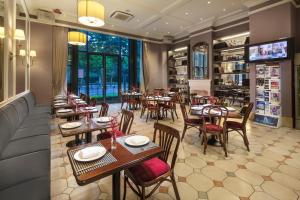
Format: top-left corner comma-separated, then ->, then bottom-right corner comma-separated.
50,104 -> 300,200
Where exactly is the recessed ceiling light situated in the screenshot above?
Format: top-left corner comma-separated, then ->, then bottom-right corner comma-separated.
207,1 -> 211,4
165,22 -> 169,25
185,12 -> 189,15
223,8 -> 226,12
167,31 -> 170,34
111,24 -> 114,27
153,27 -> 157,31
200,18 -> 203,21
136,19 -> 140,22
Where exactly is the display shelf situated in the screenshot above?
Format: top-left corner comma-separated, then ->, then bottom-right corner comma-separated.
212,33 -> 250,106
167,46 -> 190,104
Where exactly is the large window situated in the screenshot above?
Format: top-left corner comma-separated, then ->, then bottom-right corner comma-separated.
67,30 -> 142,102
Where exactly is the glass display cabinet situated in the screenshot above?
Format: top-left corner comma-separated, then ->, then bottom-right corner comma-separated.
192,42 -> 209,79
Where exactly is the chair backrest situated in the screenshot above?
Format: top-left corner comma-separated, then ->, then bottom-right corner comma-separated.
119,109 -> 134,135
202,105 -> 228,128
215,97 -> 225,106
153,122 -> 180,169
179,103 -> 188,120
242,102 -> 254,126
99,102 -> 109,117
90,98 -> 97,107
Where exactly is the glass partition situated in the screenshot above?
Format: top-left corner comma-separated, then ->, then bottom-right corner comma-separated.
192,42 -> 209,79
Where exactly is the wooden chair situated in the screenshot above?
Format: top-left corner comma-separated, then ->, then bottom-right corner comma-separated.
99,102 -> 109,117
200,105 -> 228,157
180,103 -> 203,141
123,123 -> 180,200
97,109 -> 134,140
225,103 -> 254,151
90,98 -> 97,107
145,99 -> 160,123
162,96 -> 178,122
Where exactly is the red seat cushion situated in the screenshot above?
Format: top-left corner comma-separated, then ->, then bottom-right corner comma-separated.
206,124 -> 223,132
226,121 -> 243,129
128,157 -> 170,182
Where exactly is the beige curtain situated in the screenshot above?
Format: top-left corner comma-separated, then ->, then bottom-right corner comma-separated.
142,42 -> 150,92
52,26 -> 68,96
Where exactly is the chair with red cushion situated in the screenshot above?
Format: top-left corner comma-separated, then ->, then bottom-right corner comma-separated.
180,103 -> 203,141
200,105 -> 228,157
99,102 -> 109,117
97,109 -> 134,140
225,103 -> 254,151
123,122 -> 180,200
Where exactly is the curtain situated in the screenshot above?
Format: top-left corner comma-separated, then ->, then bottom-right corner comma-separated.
142,42 -> 150,92
52,26 -> 68,96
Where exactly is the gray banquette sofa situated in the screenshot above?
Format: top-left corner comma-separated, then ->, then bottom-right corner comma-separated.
0,91 -> 50,200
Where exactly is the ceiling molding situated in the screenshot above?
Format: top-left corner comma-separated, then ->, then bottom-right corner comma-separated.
248,0 -> 296,14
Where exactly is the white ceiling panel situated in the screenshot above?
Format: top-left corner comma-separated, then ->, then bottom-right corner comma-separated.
24,0 -> 271,40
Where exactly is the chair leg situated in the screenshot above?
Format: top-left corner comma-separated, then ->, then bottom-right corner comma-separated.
146,111 -> 149,122
181,124 -> 187,141
121,102 -> 124,109
123,176 -> 128,200
174,109 -> 179,119
219,133 -> 228,157
242,129 -> 250,151
203,133 -> 208,154
171,173 -> 181,200
141,186 -> 146,200
171,111 -> 175,122
140,107 -> 144,118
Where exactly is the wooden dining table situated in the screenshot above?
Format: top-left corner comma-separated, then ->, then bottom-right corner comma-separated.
56,107 -> 98,121
67,136 -> 163,200
58,118 -> 111,147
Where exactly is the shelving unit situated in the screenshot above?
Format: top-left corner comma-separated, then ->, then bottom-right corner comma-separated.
167,46 -> 190,103
212,33 -> 250,106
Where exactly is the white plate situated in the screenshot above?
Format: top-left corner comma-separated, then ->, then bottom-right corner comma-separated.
84,106 -> 96,110
54,100 -> 66,103
74,146 -> 106,162
55,103 -> 67,106
125,135 -> 150,147
191,106 -> 203,111
61,122 -> 82,129
57,109 -> 72,113
96,117 -> 113,123
202,104 -> 211,107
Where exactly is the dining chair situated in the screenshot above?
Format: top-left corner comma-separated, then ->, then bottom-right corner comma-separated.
90,98 -> 97,107
162,96 -> 178,122
180,103 -> 203,141
99,102 -> 109,117
97,109 -> 134,140
225,102 -> 254,151
145,99 -> 160,123
123,122 -> 180,200
200,105 -> 228,157
120,90 -> 128,109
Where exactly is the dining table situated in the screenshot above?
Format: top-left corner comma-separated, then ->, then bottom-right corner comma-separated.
67,135 -> 163,200
58,118 -> 111,147
146,96 -> 172,119
122,92 -> 143,110
56,107 -> 98,121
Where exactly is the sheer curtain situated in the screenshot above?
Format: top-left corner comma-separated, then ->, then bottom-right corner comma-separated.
52,26 -> 68,96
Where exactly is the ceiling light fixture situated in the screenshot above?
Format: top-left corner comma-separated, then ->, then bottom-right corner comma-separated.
78,0 -> 105,27
220,31 -> 250,41
68,31 -> 87,46
185,12 -> 189,15
174,47 -> 187,52
207,1 -> 211,4
223,8 -> 226,12
165,22 -> 169,25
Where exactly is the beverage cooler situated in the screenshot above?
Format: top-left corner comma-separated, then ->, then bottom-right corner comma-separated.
295,53 -> 300,129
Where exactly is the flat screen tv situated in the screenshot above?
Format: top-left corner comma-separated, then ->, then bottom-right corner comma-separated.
246,38 -> 292,63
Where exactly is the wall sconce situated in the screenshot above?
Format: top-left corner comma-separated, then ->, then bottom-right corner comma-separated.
14,29 -> 25,40
0,27 -> 5,39
19,49 -> 36,66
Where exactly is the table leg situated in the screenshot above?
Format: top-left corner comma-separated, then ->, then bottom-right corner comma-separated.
85,132 -> 92,143
66,135 -> 86,147
112,171 -> 121,200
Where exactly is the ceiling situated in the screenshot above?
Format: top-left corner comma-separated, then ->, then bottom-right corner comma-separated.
24,0 -> 272,40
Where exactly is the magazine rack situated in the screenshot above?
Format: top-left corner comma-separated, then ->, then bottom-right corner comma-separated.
254,63 -> 281,128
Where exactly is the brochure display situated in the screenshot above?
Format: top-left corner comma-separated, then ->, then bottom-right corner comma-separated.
254,64 -> 281,128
